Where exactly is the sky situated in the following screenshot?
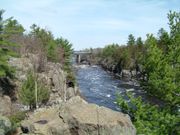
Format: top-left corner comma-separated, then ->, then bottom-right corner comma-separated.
1,0 -> 180,50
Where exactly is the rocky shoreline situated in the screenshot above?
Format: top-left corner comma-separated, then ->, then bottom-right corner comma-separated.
95,59 -> 166,107
0,54 -> 136,135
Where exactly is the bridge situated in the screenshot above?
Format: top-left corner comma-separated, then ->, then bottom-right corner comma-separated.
73,51 -> 92,64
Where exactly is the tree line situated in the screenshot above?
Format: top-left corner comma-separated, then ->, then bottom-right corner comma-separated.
0,9 -> 73,77
94,11 -> 179,134
97,11 -> 179,111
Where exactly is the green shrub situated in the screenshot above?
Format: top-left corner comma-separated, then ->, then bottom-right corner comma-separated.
8,111 -> 26,130
19,71 -> 50,109
117,93 -> 179,135
0,115 -> 12,135
8,111 -> 26,125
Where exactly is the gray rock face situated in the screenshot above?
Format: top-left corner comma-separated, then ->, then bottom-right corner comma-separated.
0,115 -> 11,135
66,87 -> 79,100
0,96 -> 12,116
99,58 -> 138,81
47,63 -> 67,102
9,57 -> 34,81
122,70 -> 136,80
59,96 -> 136,135
21,96 -> 136,135
8,54 -> 79,106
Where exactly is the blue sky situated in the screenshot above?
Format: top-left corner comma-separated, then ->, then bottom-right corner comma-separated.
1,0 -> 180,50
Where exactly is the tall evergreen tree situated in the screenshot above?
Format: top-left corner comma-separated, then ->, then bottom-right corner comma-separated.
127,34 -> 135,46
0,10 -> 23,78
157,28 -> 170,53
4,19 -> 24,37
136,37 -> 143,46
29,24 -> 53,47
56,37 -> 73,70
167,11 -> 180,108
141,34 -> 177,108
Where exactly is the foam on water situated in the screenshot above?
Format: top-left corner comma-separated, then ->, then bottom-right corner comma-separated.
106,94 -> 111,97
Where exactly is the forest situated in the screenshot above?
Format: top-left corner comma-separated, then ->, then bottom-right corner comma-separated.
90,11 -> 180,134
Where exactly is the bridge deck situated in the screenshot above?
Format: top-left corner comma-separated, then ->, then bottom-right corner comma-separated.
73,51 -> 91,54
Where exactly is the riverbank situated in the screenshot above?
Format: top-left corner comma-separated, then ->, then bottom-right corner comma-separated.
74,63 -> 165,108
0,54 -> 136,135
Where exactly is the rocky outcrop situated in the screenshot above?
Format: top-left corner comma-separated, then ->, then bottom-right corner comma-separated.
21,96 -> 136,135
121,70 -> 136,80
0,115 -> 12,135
0,95 -> 12,116
99,58 -> 138,81
9,56 -> 34,82
8,54 -> 79,106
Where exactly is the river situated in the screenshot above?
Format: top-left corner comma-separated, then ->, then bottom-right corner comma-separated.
74,64 -> 155,111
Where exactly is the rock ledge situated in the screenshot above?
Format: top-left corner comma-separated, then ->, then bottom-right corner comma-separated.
21,96 -> 136,135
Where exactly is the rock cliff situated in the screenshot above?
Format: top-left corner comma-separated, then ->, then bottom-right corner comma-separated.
8,54 -> 79,106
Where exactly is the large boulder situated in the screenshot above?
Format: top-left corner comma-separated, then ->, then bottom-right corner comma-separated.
0,96 -> 12,116
59,96 -> 135,135
21,96 -> 136,135
0,115 -> 12,135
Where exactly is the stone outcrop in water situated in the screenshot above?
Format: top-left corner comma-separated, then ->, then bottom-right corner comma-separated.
21,96 -> 136,135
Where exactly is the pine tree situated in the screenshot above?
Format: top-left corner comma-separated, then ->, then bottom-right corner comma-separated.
117,93 -> 179,134
19,71 -> 49,109
29,24 -> 53,47
141,34 -> 177,108
157,28 -> 170,53
136,37 -> 143,47
167,11 -> 180,109
46,40 -> 57,62
4,19 -> 24,37
56,37 -> 73,70
127,34 -> 135,46
142,34 -> 162,82
0,10 -> 22,78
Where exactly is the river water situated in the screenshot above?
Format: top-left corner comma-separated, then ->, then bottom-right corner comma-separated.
75,65 -> 151,111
